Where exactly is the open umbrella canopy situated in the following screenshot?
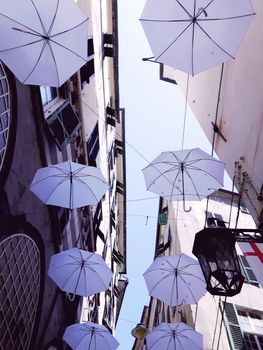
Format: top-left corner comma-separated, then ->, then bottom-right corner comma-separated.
140,0 -> 255,75
142,148 -> 224,209
146,322 -> 203,350
30,161 -> 108,209
143,253 -> 206,306
0,0 -> 88,86
48,248 -> 112,296
63,321 -> 119,350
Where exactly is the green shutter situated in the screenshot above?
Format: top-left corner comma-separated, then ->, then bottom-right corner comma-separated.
223,302 -> 247,350
239,255 -> 258,285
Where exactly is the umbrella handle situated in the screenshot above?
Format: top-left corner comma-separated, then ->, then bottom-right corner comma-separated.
183,200 -> 192,212
68,293 -> 75,302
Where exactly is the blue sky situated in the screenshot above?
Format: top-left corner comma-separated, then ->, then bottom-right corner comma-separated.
115,1 -> 215,348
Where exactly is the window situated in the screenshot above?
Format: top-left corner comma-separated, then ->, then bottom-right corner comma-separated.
103,33 -> 114,58
158,206 -> 168,225
40,86 -> 58,106
106,106 -> 116,127
238,310 -> 263,349
45,100 -> 81,150
244,333 -> 263,350
80,38 -> 95,87
239,255 -> 259,286
87,122 -> 99,166
206,212 -> 226,228
0,233 -> 43,350
57,207 -> 70,235
0,62 -> 11,173
223,302 -> 263,350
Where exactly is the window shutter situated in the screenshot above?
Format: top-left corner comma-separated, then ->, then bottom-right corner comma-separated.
239,255 -> 258,285
223,302 -> 246,350
46,100 -> 80,150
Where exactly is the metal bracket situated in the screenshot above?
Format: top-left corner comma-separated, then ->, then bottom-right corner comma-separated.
211,122 -> 227,142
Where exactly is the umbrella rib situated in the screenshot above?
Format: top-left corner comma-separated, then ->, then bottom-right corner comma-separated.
84,263 -> 110,290
184,164 -> 224,186
156,21 -> 193,62
23,39 -> 49,84
198,13 -> 256,22
48,36 -> 87,62
30,0 -> 47,35
183,167 -> 203,200
31,173 -> 68,187
69,162 -> 73,209
190,0 -> 197,75
148,271 -> 175,295
180,270 -> 206,283
72,176 -> 106,203
0,12 -> 43,37
146,165 -> 180,190
175,0 -> 192,18
60,264 -> 83,291
140,18 -> 190,23
44,39 -> 60,85
47,0 -> 60,36
178,273 -> 200,303
170,169 -> 184,201
50,18 -> 89,38
41,176 -> 71,204
73,329 -> 91,350
0,38 -> 44,53
195,22 -> 235,59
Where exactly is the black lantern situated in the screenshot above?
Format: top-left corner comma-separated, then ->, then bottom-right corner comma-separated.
192,228 -> 244,297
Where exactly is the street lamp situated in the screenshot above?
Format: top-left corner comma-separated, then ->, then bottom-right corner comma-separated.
131,323 -> 148,340
192,228 -> 244,296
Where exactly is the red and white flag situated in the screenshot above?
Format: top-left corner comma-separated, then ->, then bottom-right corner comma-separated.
238,242 -> 263,288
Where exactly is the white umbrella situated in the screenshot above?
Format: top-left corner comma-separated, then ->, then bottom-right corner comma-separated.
30,161 -> 108,209
140,0 -> 255,75
0,0 -> 88,86
63,322 -> 119,350
143,253 -> 206,306
146,322 -> 203,350
142,148 -> 224,211
48,248 -> 112,296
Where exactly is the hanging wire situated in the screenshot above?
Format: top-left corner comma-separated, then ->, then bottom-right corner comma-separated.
204,63 -> 225,227
235,171 -> 247,228
194,303 -> 198,328
211,296 -> 221,349
181,74 -> 190,150
228,162 -> 239,228
216,296 -> 227,350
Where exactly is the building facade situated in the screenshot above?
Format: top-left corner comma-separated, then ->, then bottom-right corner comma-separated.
133,191 -> 263,350
160,0 -> 263,228
0,1 -> 127,349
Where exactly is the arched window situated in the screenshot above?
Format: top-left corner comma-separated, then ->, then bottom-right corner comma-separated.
0,62 -> 16,185
0,227 -> 44,350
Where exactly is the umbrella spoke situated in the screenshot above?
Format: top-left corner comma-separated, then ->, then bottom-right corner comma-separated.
196,21 -> 235,59
45,37 -> 60,84
175,0 -> 193,18
0,38 -> 44,53
178,273 -> 201,303
30,0 -> 47,35
198,13 -> 256,22
183,167 -> 203,200
140,18 -> 191,23
184,164 -> 224,186
0,11 -> 43,37
49,35 -> 87,63
156,21 -> 193,62
23,39 -> 49,83
50,17 -> 88,38
47,0 -> 59,36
